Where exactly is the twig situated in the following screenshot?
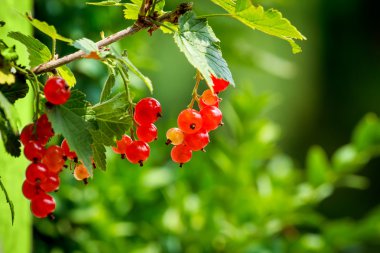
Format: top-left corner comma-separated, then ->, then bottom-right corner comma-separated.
0,176 -> 15,225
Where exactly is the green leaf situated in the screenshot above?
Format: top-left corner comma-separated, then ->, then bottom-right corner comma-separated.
46,90 -> 94,174
57,65 -> 76,87
174,11 -> 235,89
0,73 -> 29,103
352,113 -> 380,152
306,146 -> 330,186
91,141 -> 106,171
25,14 -> 73,43
90,92 -> 132,146
100,70 -> 116,102
119,56 -> 153,93
123,0 -> 165,20
210,0 -> 306,53
1,46 -> 18,62
73,38 -> 98,54
8,31 -> 51,67
0,110 -> 21,157
0,92 -> 19,133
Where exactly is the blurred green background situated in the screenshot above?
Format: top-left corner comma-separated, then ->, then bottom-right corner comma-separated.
2,0 -> 380,252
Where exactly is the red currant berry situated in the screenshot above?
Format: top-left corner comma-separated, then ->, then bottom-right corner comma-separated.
166,127 -> 184,145
134,97 -> 162,125
136,123 -> 158,143
20,124 -> 38,145
61,139 -> 77,160
211,74 -> 229,93
42,145 -> 65,174
177,108 -> 203,134
73,164 -> 90,182
22,180 -> 43,200
184,129 -> 210,151
36,114 -> 54,144
112,135 -> 132,154
200,106 -> 223,131
30,193 -> 56,218
171,144 -> 192,167
44,77 -> 71,105
200,89 -> 219,107
25,163 -> 48,185
125,140 -> 150,166
24,141 -> 46,162
40,173 -> 60,192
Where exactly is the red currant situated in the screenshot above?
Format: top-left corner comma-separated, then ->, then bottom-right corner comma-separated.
200,106 -> 223,131
44,77 -> 71,105
166,127 -> 184,145
42,145 -> 65,174
36,114 -> 54,144
30,193 -> 56,218
136,123 -> 158,143
184,129 -> 210,151
134,97 -> 162,125
73,164 -> 90,182
25,163 -> 48,185
171,144 -> 192,167
200,89 -> 219,108
125,140 -> 150,166
22,180 -> 43,200
211,74 -> 229,93
40,173 -> 60,192
112,135 -> 132,154
20,124 -> 38,145
177,108 -> 203,134
61,139 -> 77,160
24,141 -> 45,162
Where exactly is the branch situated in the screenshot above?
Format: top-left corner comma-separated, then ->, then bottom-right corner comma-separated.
32,24 -> 145,74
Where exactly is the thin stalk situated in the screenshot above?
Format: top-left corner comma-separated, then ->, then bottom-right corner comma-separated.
0,177 -> 15,225
196,13 -> 233,19
187,70 -> 202,109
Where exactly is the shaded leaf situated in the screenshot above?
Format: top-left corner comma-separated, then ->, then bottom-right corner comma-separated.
306,146 -> 329,186
174,11 -> 234,89
0,110 -> 21,157
0,73 -> 29,103
100,71 -> 116,102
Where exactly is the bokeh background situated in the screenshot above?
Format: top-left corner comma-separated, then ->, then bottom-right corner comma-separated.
1,0 -> 380,252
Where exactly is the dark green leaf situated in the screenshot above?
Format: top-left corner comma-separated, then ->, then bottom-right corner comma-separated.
46,90 -> 94,174
0,73 -> 28,104
306,146 -> 329,186
100,71 -> 116,102
8,31 -> 51,67
0,110 -> 21,157
174,11 -> 235,89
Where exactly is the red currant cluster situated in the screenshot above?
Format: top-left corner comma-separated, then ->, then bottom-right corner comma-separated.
166,75 -> 229,167
113,97 -> 161,166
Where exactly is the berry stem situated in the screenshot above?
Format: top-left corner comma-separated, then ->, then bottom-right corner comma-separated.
187,70 -> 203,109
0,176 -> 14,225
51,38 -> 56,60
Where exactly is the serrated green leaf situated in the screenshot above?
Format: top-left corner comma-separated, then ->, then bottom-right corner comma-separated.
90,92 -> 132,146
210,0 -> 306,53
100,71 -> 116,102
57,65 -> 76,87
0,73 -> 28,103
306,146 -> 330,186
87,0 -> 123,6
1,46 -> 18,62
90,134 -> 107,170
26,14 -> 73,43
123,0 -> 165,20
73,38 -> 98,55
0,92 -> 19,133
0,110 -> 21,157
8,31 -> 51,67
119,56 -> 153,93
174,11 -> 234,88
46,90 -> 94,174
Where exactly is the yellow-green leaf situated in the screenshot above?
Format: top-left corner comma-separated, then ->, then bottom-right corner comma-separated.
57,65 -> 76,87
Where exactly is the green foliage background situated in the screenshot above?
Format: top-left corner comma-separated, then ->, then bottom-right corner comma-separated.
1,0 -> 380,252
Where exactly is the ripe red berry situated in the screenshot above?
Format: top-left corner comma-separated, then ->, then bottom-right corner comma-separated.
171,144 -> 192,167
200,106 -> 223,131
73,164 -> 90,181
22,180 -> 43,200
134,97 -> 162,125
24,141 -> 46,162
42,145 -> 65,174
20,124 -> 38,145
25,163 -> 48,185
136,123 -> 158,143
44,77 -> 71,105
125,140 -> 150,166
166,127 -> 184,145
211,75 -> 229,93
36,114 -> 54,144
184,129 -> 210,151
177,108 -> 203,134
40,173 -> 60,192
61,139 -> 77,160
30,193 -> 56,218
112,135 -> 132,154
